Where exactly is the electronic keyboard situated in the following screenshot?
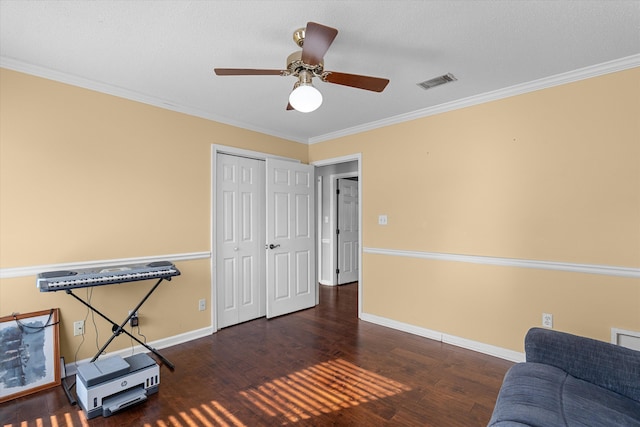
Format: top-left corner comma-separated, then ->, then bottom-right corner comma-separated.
37,261 -> 180,292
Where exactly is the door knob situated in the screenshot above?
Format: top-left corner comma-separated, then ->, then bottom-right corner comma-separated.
268,244 -> 280,250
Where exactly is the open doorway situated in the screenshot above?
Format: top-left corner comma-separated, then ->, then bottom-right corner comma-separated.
315,162 -> 358,286
313,155 -> 362,316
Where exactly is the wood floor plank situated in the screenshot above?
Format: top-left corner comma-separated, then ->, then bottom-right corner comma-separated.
0,283 -> 513,426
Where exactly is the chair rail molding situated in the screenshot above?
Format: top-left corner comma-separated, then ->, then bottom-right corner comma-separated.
363,247 -> 640,279
0,251 -> 211,279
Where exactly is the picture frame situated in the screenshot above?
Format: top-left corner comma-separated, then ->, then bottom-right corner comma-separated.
0,308 -> 60,403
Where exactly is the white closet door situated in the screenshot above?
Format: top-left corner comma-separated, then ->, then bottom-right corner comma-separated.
216,154 -> 265,328
265,159 -> 316,318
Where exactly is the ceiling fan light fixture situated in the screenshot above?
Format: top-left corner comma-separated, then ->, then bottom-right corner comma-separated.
215,22 -> 389,112
289,74 -> 323,113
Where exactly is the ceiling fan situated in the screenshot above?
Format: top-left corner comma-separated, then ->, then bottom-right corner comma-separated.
214,22 -> 390,113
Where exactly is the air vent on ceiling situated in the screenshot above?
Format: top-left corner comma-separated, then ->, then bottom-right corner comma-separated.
417,73 -> 457,90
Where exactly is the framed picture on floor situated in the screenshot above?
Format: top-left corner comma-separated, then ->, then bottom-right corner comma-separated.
0,308 -> 60,403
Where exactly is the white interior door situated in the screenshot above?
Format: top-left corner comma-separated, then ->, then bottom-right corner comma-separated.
216,154 -> 265,328
265,159 -> 316,318
337,178 -> 359,284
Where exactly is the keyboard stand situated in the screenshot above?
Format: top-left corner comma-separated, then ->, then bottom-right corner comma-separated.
65,276 -> 175,370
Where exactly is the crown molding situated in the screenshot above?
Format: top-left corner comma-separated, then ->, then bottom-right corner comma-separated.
0,57 -> 307,144
308,54 -> 640,144
3,54 -> 638,146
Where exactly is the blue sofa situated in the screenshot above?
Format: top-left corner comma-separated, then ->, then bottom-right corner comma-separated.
488,327 -> 640,426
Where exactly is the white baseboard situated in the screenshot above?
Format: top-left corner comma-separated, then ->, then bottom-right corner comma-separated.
64,314 -> 524,380
360,312 -> 524,363
319,280 -> 337,286
64,326 -> 214,376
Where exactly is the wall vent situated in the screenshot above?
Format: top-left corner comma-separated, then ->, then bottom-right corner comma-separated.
417,73 -> 457,90
611,328 -> 640,351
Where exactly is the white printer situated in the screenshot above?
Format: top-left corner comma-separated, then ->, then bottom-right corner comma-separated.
76,353 -> 159,419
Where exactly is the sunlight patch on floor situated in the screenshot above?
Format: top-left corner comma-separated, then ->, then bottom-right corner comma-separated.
5,359 -> 410,426
3,410 -> 90,427
144,400 -> 246,427
239,358 -> 411,423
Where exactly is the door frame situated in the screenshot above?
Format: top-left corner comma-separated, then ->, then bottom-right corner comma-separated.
311,154 -> 363,318
211,144 -> 301,332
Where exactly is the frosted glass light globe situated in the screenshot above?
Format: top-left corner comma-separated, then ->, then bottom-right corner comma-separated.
289,84 -> 323,113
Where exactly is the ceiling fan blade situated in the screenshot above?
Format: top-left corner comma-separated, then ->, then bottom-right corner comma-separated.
301,22 -> 338,66
214,68 -> 285,76
286,102 -> 294,110
322,71 -> 389,92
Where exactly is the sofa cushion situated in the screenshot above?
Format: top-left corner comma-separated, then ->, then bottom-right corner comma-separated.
525,327 -> 640,402
488,362 -> 640,427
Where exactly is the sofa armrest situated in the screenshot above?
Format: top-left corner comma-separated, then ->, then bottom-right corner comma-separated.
525,327 -> 640,402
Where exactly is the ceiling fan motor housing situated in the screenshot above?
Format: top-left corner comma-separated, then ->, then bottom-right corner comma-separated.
286,51 -> 324,78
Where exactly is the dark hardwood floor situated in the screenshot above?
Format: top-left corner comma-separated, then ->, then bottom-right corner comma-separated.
1,283 -> 513,426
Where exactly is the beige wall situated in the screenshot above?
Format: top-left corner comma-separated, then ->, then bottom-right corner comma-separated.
309,67 -> 640,351
0,68 -> 307,361
1,67 -> 638,362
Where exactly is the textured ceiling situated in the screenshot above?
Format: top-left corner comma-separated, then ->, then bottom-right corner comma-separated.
1,1 -> 639,143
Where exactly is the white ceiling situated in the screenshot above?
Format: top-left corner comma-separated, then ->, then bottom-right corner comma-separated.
1,1 -> 639,144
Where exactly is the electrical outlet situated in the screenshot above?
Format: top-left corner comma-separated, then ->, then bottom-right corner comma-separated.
542,313 -> 553,328
378,214 -> 388,225
73,320 -> 84,336
198,299 -> 206,311
129,310 -> 139,327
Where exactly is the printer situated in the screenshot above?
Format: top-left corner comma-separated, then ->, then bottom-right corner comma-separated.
76,353 -> 159,419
